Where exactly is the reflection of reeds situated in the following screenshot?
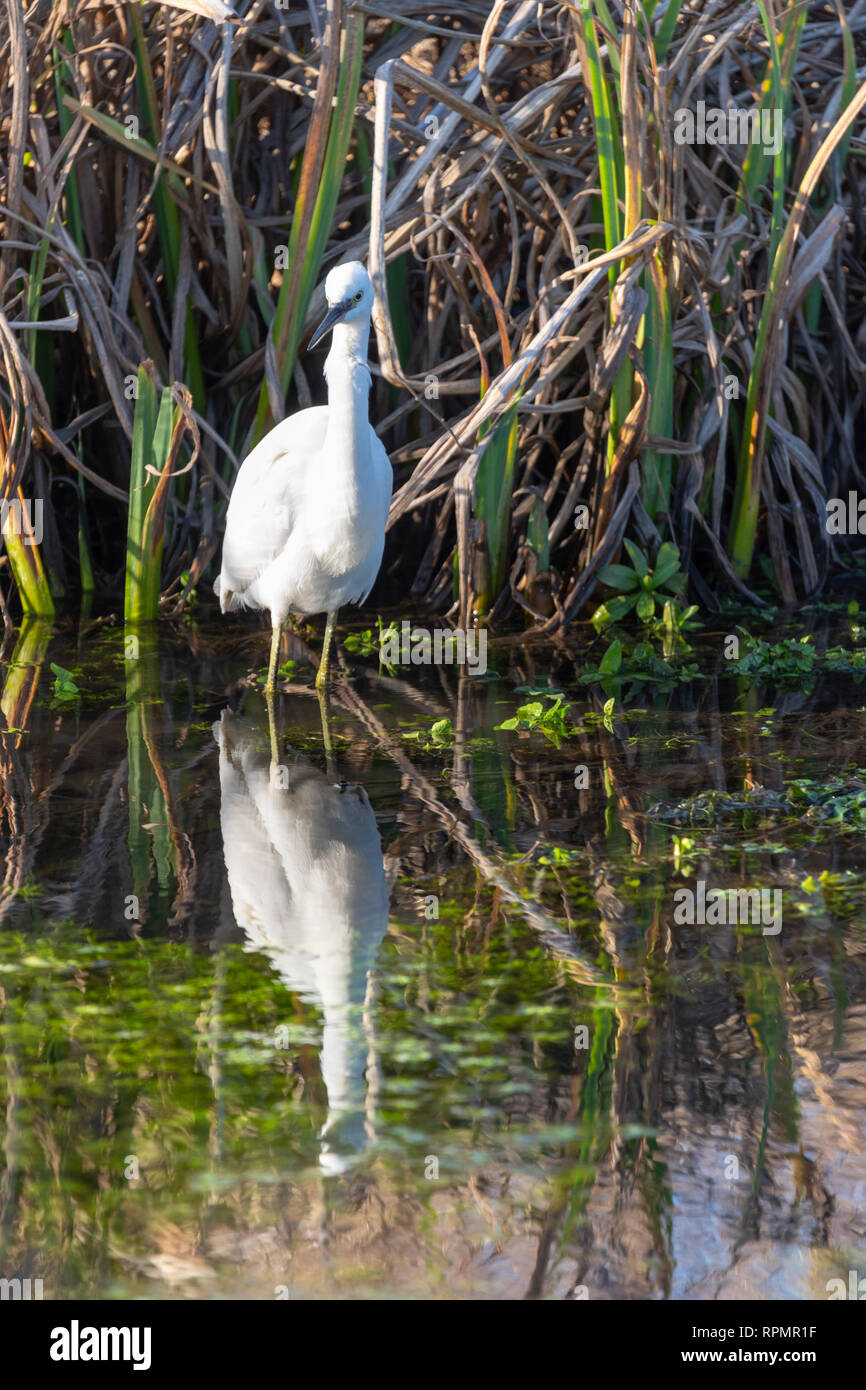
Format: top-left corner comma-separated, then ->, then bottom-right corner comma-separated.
388,660 -> 864,1295
0,619 -> 50,920
124,631 -> 196,931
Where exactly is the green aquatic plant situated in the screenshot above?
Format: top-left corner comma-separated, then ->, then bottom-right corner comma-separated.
728,634 -> 866,686
402,717 -> 453,750
535,845 -> 584,867
581,696 -> 617,735
344,616 -> 400,658
178,570 -> 197,608
592,541 -> 687,630
651,598 -> 702,659
49,662 -> 79,704
799,870 -> 866,921
580,637 -> 699,700
653,774 -> 866,833
254,658 -> 299,686
496,694 -> 573,745
671,834 -> 699,878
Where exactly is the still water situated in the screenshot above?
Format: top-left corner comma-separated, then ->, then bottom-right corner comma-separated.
1,611 -> 865,1299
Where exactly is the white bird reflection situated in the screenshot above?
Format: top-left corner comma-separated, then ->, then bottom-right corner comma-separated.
213,709 -> 389,1174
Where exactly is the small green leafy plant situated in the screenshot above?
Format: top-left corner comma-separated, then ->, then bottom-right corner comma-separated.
580,638 -> 700,700
671,834 -> 700,877
592,540 -> 687,630
402,717 -> 453,750
535,845 -> 583,867
798,869 -> 864,920
50,663 -> 80,704
578,696 -> 617,734
651,598 -> 701,658
344,616 -> 400,661
255,658 -> 298,685
729,633 -> 866,687
496,694 -> 573,745
178,569 -> 197,608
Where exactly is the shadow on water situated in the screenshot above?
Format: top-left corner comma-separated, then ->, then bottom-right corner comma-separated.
0,612 -> 865,1298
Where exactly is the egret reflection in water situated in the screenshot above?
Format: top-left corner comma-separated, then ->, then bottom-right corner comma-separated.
214,709 -> 389,1173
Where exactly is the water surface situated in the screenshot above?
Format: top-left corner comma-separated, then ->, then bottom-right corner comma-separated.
1,612 -> 865,1299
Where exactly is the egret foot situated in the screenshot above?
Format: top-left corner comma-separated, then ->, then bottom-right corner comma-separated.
315,609 -> 339,691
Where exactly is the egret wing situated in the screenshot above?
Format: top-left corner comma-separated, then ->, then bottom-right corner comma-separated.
218,407 -> 329,601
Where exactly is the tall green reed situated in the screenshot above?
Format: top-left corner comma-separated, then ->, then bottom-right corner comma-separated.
251,8 -> 364,444
124,363 -> 181,624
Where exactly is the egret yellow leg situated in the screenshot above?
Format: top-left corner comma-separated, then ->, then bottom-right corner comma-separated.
316,609 -> 338,690
317,686 -> 337,784
265,620 -> 283,696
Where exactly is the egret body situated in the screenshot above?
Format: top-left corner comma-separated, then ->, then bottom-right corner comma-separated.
215,262 -> 392,692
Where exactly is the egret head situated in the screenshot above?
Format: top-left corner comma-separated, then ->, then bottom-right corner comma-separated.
309,262 -> 374,349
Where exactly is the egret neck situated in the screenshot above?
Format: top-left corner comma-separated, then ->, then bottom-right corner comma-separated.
322,317 -> 373,514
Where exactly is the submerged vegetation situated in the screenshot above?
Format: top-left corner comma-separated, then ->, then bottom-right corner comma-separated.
0,1 -> 865,635
652,773 -> 866,828
729,630 -> 866,685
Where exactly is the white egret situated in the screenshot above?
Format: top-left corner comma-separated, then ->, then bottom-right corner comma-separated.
214,710 -> 389,1173
215,261 -> 392,693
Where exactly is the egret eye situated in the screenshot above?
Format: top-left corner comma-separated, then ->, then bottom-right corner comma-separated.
354,291 -> 363,301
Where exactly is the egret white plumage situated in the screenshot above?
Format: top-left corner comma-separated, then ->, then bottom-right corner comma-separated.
215,261 -> 392,693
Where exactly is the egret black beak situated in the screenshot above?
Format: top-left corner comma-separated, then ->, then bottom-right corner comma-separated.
309,300 -> 350,350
